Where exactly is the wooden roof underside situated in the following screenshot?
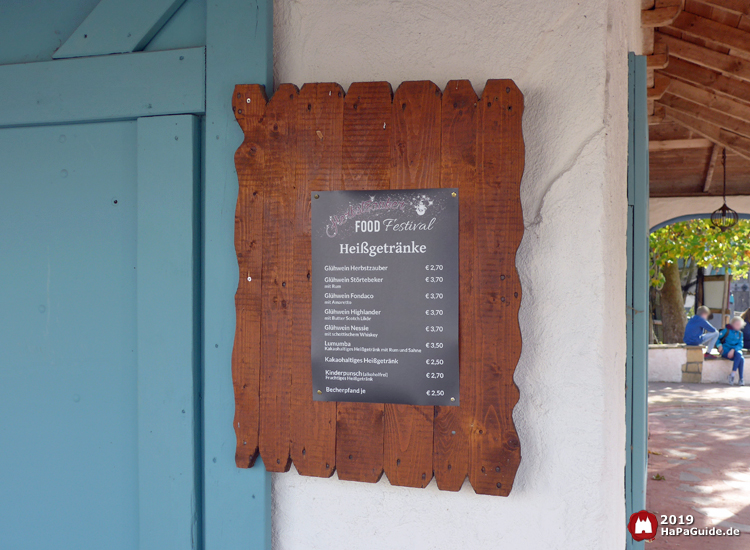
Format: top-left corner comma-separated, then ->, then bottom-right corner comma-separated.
644,0 -> 750,197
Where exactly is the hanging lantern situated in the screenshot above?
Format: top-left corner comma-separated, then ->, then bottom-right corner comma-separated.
710,148 -> 739,232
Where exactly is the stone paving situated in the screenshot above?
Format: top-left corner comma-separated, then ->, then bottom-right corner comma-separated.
647,382 -> 750,549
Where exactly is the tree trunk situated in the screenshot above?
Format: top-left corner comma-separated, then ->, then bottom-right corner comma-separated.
660,261 -> 687,344
680,259 -> 697,302
722,270 -> 730,327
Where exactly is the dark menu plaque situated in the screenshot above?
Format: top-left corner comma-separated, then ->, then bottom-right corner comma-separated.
311,188 -> 459,406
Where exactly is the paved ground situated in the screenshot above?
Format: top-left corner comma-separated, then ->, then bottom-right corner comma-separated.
647,382 -> 750,549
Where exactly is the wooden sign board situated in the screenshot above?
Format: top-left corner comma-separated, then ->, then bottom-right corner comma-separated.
232,79 -> 524,495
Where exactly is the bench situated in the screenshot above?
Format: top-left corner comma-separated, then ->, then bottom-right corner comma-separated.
648,344 -> 738,384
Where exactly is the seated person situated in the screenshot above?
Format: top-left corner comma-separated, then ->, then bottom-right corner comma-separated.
683,305 -> 719,359
741,308 -> 750,350
718,316 -> 745,386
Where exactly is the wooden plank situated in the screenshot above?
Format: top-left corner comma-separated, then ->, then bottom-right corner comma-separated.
671,11 -> 750,56
650,103 -> 667,124
695,0 -> 750,16
714,10 -> 743,28
334,81 -> 392,483
699,4 -> 743,27
648,42 -> 670,69
0,47 -> 205,128
204,0 -> 273,545
657,32 -> 750,82
433,80 -> 478,492
667,77 -> 750,123
644,27 -> 656,56
232,85 -> 268,467
704,144 -> 721,191
661,103 -> 750,160
651,147 -> 750,195
650,147 -> 716,196
53,0 -> 187,59
136,114 -> 200,550
258,84 -> 298,473
659,92 -> 750,138
660,56 -> 750,106
650,120 -> 692,139
643,4 -> 683,26
648,73 -> 671,100
648,137 -> 712,150
471,80 -> 524,496
383,81 -> 441,488
289,83 -> 343,478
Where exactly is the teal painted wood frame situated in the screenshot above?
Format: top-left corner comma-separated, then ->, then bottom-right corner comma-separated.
0,47 -> 205,128
203,0 -> 274,549
53,0 -> 188,58
626,52 -> 650,550
2,1 -> 275,547
137,115 -> 202,550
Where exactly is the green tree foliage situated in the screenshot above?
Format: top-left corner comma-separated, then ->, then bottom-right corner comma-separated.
650,219 -> 750,289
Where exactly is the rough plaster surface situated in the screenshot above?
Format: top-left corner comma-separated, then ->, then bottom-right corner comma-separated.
651,196 -> 750,229
702,359 -> 736,384
649,347 -> 687,383
271,0 -> 641,548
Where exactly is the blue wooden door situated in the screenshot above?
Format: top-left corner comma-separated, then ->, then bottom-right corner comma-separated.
0,116 -> 200,550
0,0 -> 274,547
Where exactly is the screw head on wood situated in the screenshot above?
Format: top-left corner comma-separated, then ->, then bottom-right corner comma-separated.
246,97 -> 251,103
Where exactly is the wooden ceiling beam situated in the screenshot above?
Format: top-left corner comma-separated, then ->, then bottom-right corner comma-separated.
644,27 -> 655,55
648,43 -> 669,69
648,73 -> 671,99
659,92 -> 750,139
694,0 -> 750,16
656,32 -> 750,82
650,103 -> 666,125
660,103 -> 750,161
703,144 -> 721,193
649,138 -> 713,151
643,4 -> 683,26
666,78 -> 750,124
670,11 -> 750,55
660,56 -> 750,107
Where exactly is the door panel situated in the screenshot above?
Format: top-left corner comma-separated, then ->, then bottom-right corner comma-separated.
0,122 -> 139,549
0,116 -> 200,550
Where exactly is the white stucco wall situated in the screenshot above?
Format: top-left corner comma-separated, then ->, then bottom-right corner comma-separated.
650,196 -> 750,229
702,358 -> 735,384
648,347 -> 686,383
271,0 -> 641,548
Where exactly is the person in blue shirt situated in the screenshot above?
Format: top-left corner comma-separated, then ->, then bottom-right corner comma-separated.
683,305 -> 719,359
718,316 -> 745,386
740,309 -> 750,349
